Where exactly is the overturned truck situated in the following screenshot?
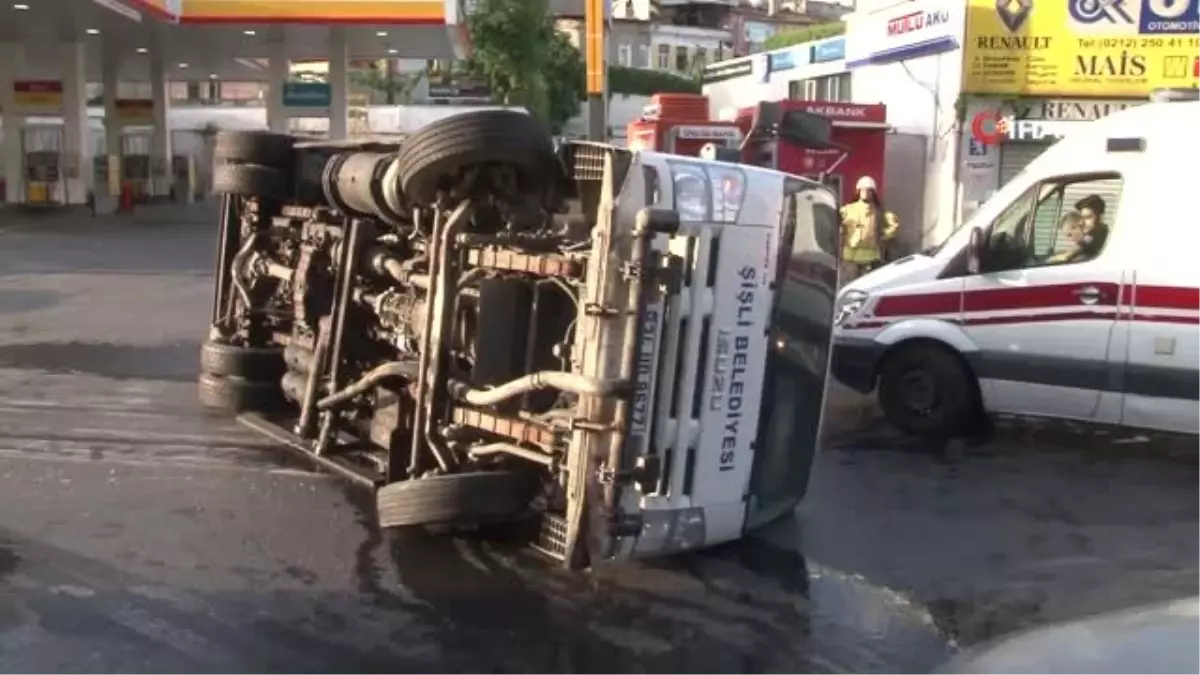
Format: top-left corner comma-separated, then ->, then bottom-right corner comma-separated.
199,110 -> 841,568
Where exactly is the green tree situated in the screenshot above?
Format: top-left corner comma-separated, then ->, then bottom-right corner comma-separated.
350,62 -> 427,104
608,66 -> 700,96
464,0 -> 584,132
762,22 -> 846,51
542,27 -> 585,132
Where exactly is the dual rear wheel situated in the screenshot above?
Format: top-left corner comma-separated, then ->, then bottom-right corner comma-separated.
197,340 -> 286,412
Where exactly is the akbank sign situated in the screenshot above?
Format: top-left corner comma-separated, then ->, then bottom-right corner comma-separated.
846,0 -> 965,68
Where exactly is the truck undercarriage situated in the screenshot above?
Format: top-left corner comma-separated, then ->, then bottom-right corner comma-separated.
200,111 -> 677,567
199,110 -> 839,568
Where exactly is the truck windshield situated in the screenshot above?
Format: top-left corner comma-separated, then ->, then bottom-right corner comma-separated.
748,181 -> 838,514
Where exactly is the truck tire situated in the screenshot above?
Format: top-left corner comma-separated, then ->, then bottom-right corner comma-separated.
376,471 -> 535,528
199,340 -> 285,381
395,109 -> 561,207
877,342 -> 982,437
198,372 -> 285,413
214,131 -> 296,169
214,163 -> 290,199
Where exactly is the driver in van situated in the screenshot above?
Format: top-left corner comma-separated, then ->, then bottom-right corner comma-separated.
1074,194 -> 1110,261
839,175 -> 900,284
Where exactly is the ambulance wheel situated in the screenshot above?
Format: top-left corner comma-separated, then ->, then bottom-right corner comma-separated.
395,109 -> 561,207
214,131 -> 296,170
877,342 -> 981,437
214,163 -> 290,200
376,471 -> 536,529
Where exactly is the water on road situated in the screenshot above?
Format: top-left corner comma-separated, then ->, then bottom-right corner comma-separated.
0,205 -> 1193,672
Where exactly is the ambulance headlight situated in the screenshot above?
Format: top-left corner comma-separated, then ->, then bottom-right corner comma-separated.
669,161 -> 746,224
834,289 -> 868,327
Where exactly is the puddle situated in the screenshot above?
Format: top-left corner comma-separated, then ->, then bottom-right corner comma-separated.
0,341 -> 200,381
0,289 -> 64,314
0,543 -> 19,580
346,498 -> 957,673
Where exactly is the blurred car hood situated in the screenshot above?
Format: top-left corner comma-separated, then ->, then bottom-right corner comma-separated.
939,596 -> 1199,674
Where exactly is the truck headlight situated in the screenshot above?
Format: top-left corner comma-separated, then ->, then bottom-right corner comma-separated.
669,161 -> 746,224
834,290 -> 868,327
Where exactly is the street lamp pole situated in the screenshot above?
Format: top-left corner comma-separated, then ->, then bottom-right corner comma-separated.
585,0 -> 606,141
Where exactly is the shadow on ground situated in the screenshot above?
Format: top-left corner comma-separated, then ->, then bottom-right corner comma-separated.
0,342 -> 201,381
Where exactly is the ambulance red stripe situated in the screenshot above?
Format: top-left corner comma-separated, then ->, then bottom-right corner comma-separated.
872,283 -> 1198,318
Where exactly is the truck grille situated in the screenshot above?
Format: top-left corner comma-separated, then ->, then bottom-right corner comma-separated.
650,228 -> 718,505
534,513 -> 568,561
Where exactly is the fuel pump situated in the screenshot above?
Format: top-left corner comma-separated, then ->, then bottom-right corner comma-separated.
121,131 -> 152,202
21,125 -> 64,207
172,153 -> 195,203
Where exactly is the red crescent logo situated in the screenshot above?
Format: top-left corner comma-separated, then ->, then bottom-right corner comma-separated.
971,110 -> 1004,146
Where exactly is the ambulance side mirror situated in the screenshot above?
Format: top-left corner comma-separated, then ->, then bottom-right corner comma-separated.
967,226 -> 985,275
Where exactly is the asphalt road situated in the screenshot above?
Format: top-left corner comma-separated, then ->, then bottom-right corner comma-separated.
0,204 -> 1195,673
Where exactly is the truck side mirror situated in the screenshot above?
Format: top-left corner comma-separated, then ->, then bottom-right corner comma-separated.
967,226 -> 984,275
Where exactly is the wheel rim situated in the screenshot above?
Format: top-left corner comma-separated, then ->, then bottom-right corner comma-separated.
898,367 -> 940,417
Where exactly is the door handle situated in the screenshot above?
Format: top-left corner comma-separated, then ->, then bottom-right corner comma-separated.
1072,285 -> 1103,305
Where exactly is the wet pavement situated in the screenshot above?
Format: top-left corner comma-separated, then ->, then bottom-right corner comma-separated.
0,204 -> 1195,673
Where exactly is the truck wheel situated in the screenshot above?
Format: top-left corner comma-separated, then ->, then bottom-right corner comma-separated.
198,372 -> 285,412
214,131 -> 296,169
395,109 -> 561,207
214,163 -> 290,199
877,342 -> 981,437
376,471 -> 535,528
199,340 -> 285,381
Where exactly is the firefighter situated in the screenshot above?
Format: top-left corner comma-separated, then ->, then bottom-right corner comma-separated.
839,175 -> 899,284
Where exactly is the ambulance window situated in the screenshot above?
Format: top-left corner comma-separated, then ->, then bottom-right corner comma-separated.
979,173 -> 1122,272
1029,174 -> 1121,265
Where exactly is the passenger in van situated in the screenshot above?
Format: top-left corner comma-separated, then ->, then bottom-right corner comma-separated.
1074,195 -> 1110,260
839,175 -> 899,283
1046,211 -> 1085,263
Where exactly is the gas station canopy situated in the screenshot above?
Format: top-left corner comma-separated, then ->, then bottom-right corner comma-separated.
0,0 -> 465,81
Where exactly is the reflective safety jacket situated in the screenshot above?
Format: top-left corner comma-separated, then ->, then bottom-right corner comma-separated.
840,200 -> 900,264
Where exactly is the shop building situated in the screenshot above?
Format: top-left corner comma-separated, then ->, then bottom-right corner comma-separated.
700,34 -> 852,114
956,0 -> 1198,220
697,0 -> 1199,248
958,98 -> 1144,221
700,0 -> 969,250
842,0 -> 965,250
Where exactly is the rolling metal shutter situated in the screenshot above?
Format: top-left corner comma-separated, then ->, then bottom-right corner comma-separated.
998,142 -> 1049,187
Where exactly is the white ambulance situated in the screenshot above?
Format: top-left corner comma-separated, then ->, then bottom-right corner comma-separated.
831,98 -> 1200,437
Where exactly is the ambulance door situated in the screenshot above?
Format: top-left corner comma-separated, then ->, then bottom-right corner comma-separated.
960,172 -> 1125,421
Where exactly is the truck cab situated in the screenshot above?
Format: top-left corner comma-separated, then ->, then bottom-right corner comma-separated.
579,148 -> 841,559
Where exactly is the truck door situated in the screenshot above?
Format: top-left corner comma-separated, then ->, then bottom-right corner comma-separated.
745,180 -> 840,528
804,173 -> 842,205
